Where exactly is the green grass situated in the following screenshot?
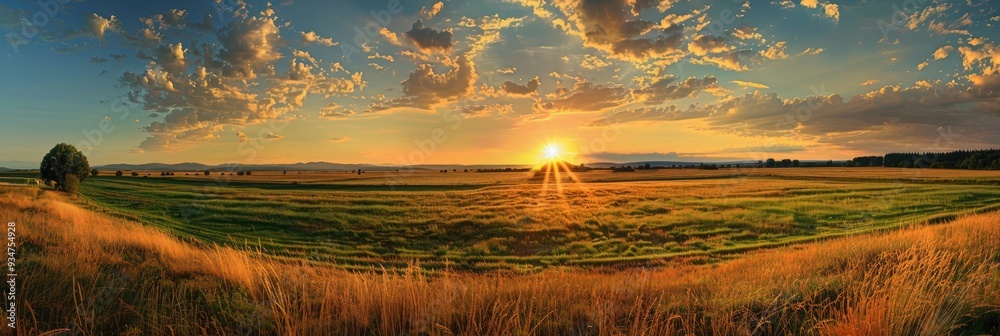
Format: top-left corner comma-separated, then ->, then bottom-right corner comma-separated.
64,172 -> 1000,271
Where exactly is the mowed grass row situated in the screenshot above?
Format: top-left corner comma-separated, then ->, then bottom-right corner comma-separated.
76,174 -> 1000,271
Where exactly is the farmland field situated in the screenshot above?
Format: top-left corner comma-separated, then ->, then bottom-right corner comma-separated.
47,168 -> 1000,271
4,168 -> 1000,335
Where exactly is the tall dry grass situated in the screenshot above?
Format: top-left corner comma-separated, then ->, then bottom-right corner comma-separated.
2,186 -> 997,335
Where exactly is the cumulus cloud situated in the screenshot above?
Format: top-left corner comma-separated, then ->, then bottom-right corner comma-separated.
379,27 -> 402,46
372,55 -> 477,110
552,0 -> 686,63
823,4 -> 839,21
632,76 -> 719,104
933,45 -> 954,60
533,80 -> 629,114
301,31 -> 336,46
113,7 -> 365,151
731,25 -> 762,41
421,1 -> 444,19
405,19 -> 453,51
860,79 -> 880,86
688,35 -> 730,56
580,54 -> 611,69
216,14 -> 283,78
589,81 -> 1000,152
760,41 -> 788,60
501,76 -> 541,96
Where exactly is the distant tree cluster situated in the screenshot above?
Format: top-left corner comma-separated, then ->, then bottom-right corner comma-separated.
849,156 -> 884,167
763,158 -> 800,168
476,168 -> 531,172
884,149 -> 1000,169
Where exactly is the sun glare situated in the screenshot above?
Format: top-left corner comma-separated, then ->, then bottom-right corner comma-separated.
543,143 -> 562,161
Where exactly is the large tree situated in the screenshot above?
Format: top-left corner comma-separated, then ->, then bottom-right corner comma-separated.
40,143 -> 90,192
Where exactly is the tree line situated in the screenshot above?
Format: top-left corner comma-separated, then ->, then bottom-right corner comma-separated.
881,149 -> 1000,169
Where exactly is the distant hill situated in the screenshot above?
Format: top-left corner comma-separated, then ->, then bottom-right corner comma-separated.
0,161 -> 36,170
0,167 -> 11,172
95,162 -> 427,172
584,160 -> 758,168
93,160 -> 809,172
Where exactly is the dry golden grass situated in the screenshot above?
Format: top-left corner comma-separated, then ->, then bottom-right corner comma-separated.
3,186 -> 998,335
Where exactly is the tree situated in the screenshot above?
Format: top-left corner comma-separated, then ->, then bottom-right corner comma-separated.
765,158 -> 776,168
115,170 -> 123,177
204,170 -> 211,176
131,171 -> 139,177
245,171 -> 252,176
90,169 -> 99,177
40,143 -> 90,192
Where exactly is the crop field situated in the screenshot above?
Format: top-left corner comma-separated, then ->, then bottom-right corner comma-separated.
64,168 -> 1000,271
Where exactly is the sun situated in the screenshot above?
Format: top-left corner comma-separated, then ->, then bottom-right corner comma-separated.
543,143 -> 562,161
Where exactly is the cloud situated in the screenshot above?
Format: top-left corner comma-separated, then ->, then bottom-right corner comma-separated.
329,137 -> 351,143
460,104 -> 516,117
264,132 -> 284,140
582,151 -> 681,162
632,76 -> 720,105
90,56 -> 109,63
501,76 -> 541,96
405,19 -> 453,51
760,41 -> 788,60
533,80 -> 629,114
421,1 -> 444,19
731,80 -> 769,89
113,8 -> 366,152
917,61 -> 929,70
688,35 -> 730,56
237,130 -> 249,142
731,25 -> 762,41
580,54 -> 611,69
797,48 -> 824,56
800,0 -> 819,8
372,55 -> 477,110
860,79 -> 880,86
552,0 -> 686,63
216,14 -> 283,78
379,27 -> 402,46
693,50 -> 755,71
301,31 -> 336,46
503,0 -> 553,18
933,45 -> 954,60
823,4 -> 839,21
590,81 -> 1000,152
587,105 -> 711,127
320,103 -> 354,118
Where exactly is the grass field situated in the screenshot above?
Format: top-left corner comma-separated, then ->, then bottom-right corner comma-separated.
50,168 -> 1000,271
3,183 -> 998,335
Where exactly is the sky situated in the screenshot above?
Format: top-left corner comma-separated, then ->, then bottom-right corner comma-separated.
0,0 -> 999,166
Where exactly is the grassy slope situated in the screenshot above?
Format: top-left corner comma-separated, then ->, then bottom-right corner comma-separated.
75,174 -> 1000,271
3,186 -> 998,335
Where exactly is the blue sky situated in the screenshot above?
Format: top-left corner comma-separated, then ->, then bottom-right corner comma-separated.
0,0 -> 998,166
